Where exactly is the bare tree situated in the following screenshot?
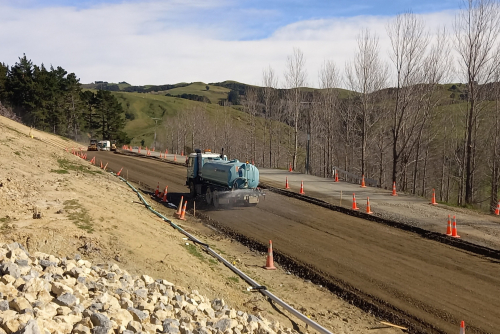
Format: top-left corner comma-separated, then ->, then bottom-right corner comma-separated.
284,48 -> 307,170
489,71 -> 500,212
454,0 -> 500,204
318,60 -> 341,177
345,29 -> 389,177
387,12 -> 429,185
262,66 -> 278,168
243,87 -> 259,163
412,28 -> 453,195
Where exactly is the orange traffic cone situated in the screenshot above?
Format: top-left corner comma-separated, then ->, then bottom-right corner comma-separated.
459,321 -> 465,334
162,186 -> 168,202
138,147 -> 141,153
299,181 -> 305,194
431,189 -> 438,205
334,170 -> 339,182
155,182 -> 159,197
366,197 -> 373,214
178,201 -> 187,220
100,161 -> 103,169
264,240 -> 277,270
152,147 -> 155,152
289,163 -> 292,172
181,151 -> 184,156
160,153 -> 163,158
451,216 -> 460,238
174,155 -> 177,162
175,196 -> 184,217
361,175 -> 366,188
116,167 -> 123,176
285,177 -> 290,189
446,215 -> 452,235
165,149 -> 168,154
391,182 -> 397,196
495,201 -> 500,215
103,163 -> 108,171
352,193 -> 359,210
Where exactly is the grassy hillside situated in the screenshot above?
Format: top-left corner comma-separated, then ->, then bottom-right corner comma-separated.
163,82 -> 230,104
112,91 -> 246,148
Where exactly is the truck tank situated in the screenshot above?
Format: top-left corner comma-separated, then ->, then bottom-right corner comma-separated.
200,160 -> 259,189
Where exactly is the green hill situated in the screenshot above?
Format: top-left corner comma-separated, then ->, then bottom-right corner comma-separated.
163,82 -> 230,104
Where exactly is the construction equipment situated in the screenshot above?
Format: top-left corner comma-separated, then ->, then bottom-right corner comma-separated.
88,139 -> 98,151
186,148 -> 263,208
110,140 -> 117,151
97,140 -> 111,151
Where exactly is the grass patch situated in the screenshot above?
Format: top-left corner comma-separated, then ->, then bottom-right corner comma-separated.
227,276 -> 239,283
185,243 -> 204,261
50,169 -> 69,174
63,199 -> 94,233
208,259 -> 219,265
56,158 -> 102,175
14,151 -> 20,156
0,217 -> 12,223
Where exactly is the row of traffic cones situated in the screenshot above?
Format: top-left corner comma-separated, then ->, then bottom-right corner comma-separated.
351,194 -> 373,214
446,215 -> 461,238
174,196 -> 187,220
154,182 -> 169,203
285,178 -> 305,194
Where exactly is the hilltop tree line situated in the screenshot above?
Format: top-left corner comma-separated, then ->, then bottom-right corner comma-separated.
162,1 -> 500,212
0,55 -> 129,143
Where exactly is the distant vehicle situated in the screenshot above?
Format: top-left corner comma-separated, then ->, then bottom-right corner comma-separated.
97,140 -> 111,151
88,139 -> 98,151
110,141 -> 117,151
186,149 -> 262,208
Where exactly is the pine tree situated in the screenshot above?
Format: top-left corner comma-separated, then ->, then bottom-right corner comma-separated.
6,54 -> 36,122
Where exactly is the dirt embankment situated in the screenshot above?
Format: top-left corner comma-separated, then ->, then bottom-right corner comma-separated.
0,115 -> 403,334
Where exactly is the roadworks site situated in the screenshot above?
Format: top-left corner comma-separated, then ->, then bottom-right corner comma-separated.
0,115 -> 403,334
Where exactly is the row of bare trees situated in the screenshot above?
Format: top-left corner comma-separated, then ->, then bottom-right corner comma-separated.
158,0 -> 500,211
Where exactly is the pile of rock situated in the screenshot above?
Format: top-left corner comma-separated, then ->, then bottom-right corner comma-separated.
0,242 -> 295,334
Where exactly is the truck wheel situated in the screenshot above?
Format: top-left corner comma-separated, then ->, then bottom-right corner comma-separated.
213,190 -> 220,209
206,188 -> 213,205
189,181 -> 196,198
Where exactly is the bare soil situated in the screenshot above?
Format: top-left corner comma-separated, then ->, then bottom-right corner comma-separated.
0,115 -> 403,334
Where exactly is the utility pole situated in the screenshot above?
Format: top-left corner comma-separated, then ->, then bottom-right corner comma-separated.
151,117 -> 161,150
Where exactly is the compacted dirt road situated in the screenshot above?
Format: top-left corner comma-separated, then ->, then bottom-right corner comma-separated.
89,151 -> 500,334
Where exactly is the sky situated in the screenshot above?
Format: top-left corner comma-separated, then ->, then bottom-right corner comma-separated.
0,0 -> 462,87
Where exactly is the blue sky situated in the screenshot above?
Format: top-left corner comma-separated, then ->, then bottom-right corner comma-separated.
0,0 -> 460,85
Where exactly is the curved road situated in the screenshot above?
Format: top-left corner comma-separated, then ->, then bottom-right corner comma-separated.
88,151 -> 500,334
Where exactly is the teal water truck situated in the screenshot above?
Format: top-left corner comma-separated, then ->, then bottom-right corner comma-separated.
186,149 -> 262,208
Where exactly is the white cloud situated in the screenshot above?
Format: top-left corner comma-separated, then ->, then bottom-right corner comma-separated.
0,1 -> 458,87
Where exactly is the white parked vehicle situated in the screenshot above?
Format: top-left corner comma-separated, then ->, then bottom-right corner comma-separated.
97,140 -> 111,151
